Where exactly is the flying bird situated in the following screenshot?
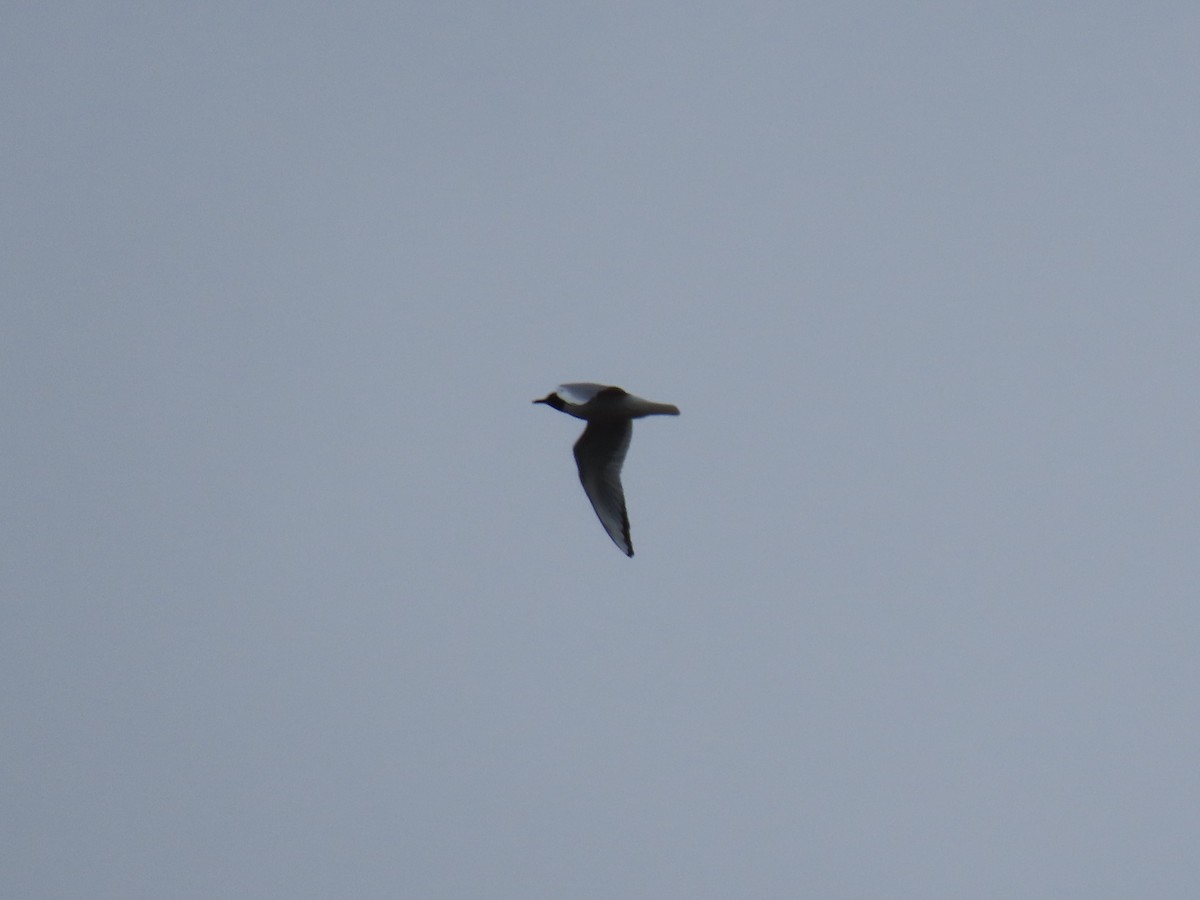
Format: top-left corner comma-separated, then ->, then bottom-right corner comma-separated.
534,383 -> 680,557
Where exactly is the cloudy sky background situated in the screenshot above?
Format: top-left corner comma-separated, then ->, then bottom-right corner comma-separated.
5,3 -> 1199,897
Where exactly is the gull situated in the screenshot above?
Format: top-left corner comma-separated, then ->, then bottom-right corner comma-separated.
534,383 -> 680,557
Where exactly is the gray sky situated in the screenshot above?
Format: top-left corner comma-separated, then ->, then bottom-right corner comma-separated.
5,3 -> 1199,897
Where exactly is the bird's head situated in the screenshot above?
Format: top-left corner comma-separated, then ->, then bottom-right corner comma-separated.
532,392 -> 566,411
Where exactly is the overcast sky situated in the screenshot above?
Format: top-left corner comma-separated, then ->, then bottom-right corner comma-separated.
4,3 -> 1199,897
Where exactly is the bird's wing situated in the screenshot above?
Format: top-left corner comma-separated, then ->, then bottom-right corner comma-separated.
558,383 -> 620,404
573,419 -> 634,556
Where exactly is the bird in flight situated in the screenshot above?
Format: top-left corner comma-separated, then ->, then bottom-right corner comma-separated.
534,383 -> 679,556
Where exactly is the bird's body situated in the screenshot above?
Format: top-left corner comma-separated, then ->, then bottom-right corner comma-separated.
534,384 -> 679,557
